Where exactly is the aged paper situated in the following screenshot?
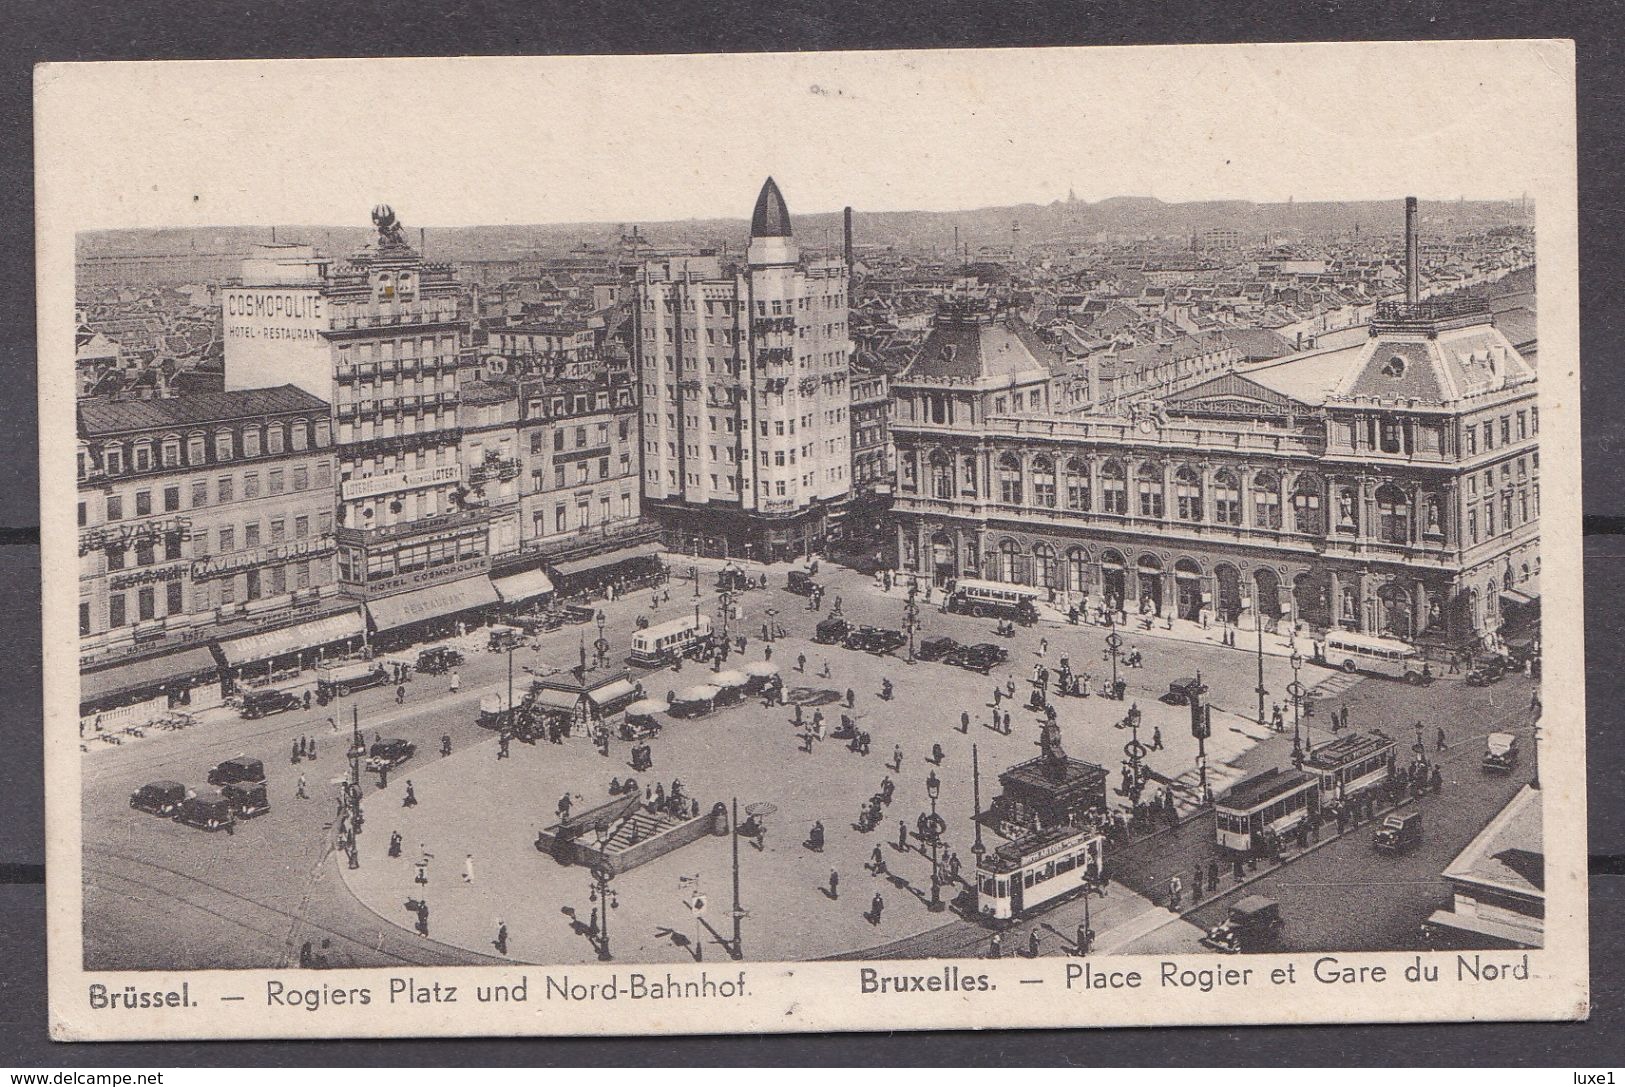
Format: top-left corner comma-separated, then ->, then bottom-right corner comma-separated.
38,42 -> 1585,1040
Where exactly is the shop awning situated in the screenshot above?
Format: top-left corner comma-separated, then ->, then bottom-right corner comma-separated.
550,543 -> 662,580
80,646 -> 219,706
1500,589 -> 1540,608
626,699 -> 667,717
529,688 -> 582,713
217,610 -> 366,667
492,567 -> 555,603
365,576 -> 500,633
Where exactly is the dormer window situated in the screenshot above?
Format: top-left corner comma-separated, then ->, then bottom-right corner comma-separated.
1381,354 -> 1406,378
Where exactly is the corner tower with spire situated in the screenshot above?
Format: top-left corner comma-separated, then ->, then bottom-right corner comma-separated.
633,177 -> 853,561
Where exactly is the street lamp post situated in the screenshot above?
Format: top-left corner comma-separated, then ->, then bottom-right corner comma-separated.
1287,650 -> 1307,763
589,826 -> 618,962
970,744 -> 986,864
1120,702 -> 1147,813
1254,599 -> 1268,727
692,564 -> 701,598
926,769 -> 945,912
729,797 -> 746,960
903,597 -> 920,665
1104,625 -> 1123,700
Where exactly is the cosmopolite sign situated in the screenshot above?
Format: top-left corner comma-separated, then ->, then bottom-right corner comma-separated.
222,288 -> 328,343
341,464 -> 462,501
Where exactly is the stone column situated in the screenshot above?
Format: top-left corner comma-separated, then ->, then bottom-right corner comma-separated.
1328,568 -> 1343,629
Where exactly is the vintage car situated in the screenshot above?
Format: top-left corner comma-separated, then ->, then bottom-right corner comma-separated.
239,688 -> 302,720
366,738 -> 418,772
916,636 -> 961,663
950,643 -> 1008,675
206,756 -> 266,787
176,790 -> 237,832
716,565 -> 753,593
1199,895 -> 1284,953
559,604 -> 598,626
514,612 -> 566,635
487,625 -> 525,652
844,626 -> 907,655
1372,810 -> 1423,854
129,780 -> 187,817
315,661 -> 392,700
813,617 -> 851,645
1465,655 -> 1510,687
221,780 -> 272,819
1163,677 -> 1205,706
786,570 -> 820,597
1482,732 -> 1521,773
416,646 -> 465,675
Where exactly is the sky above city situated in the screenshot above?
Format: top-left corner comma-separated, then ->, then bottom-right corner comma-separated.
38,42 -> 1573,230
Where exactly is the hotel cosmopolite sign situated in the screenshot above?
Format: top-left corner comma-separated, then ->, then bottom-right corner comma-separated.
222,289 -> 326,342
341,464 -> 462,501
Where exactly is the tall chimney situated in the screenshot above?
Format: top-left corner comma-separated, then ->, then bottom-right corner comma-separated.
842,206 -> 854,272
1404,196 -> 1419,305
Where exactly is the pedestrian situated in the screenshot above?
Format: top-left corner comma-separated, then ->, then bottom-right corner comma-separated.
1040,636 -> 1049,657
1437,726 -> 1448,752
308,737 -> 317,760
1207,858 -> 1220,893
291,739 -> 301,765
992,686 -> 1002,707
1076,923 -> 1093,957
396,685 -> 406,705
1006,678 -> 1017,699
828,869 -> 840,899
893,744 -> 904,771
765,644 -> 773,662
960,710 -> 971,734
494,919 -> 508,956
389,830 -> 402,858
450,671 -> 461,693
296,773 -> 308,800
303,690 -> 312,711
870,892 -> 885,925
1002,710 -> 1012,734
797,653 -> 807,673
463,853 -> 475,884
1028,929 -> 1041,958
820,658 -> 831,678
1430,765 -> 1443,794
403,781 -> 417,807
846,687 -> 856,709
932,742 -> 945,765
871,844 -> 887,875
898,820 -> 909,851
1168,874 -> 1183,911
329,716 -> 338,733
990,931 -> 1003,959
415,900 -> 429,938
1150,726 -> 1163,751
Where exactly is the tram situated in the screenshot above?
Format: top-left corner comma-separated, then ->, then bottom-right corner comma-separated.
1213,767 -> 1322,855
628,614 -> 714,667
974,824 -> 1105,922
1304,731 -> 1396,804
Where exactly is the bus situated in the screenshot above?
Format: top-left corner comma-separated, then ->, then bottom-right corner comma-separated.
1214,767 -> 1322,855
1322,632 -> 1427,684
946,578 -> 1040,625
1304,731 -> 1396,805
628,614 -> 714,668
975,825 -> 1105,922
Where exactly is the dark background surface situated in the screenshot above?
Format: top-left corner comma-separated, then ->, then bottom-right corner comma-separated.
2,0 -> 1621,1066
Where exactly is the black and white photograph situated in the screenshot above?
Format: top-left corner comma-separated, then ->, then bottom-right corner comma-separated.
37,42 -> 1587,1040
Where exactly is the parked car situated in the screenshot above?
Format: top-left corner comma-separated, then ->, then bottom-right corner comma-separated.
176,790 -> 236,832
416,646 -> 465,675
786,570 -> 820,596
916,636 -> 961,663
1163,677 -> 1205,706
1373,810 -> 1423,854
207,756 -> 266,787
129,780 -> 187,817
1466,655 -> 1509,687
239,688 -> 302,720
316,661 -> 391,700
366,738 -> 417,772
221,780 -> 272,819
1199,895 -> 1284,953
845,626 -> 907,655
487,625 -> 525,652
967,642 -> 1009,665
813,617 -> 851,644
952,643 -> 1008,674
1482,732 -> 1521,773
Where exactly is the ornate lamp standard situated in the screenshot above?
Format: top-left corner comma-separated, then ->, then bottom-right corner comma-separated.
926,769 -> 945,912
1103,622 -> 1123,700
970,744 -> 986,866
1287,649 -> 1309,763
1119,702 -> 1147,811
589,825 -> 619,962
903,596 -> 921,665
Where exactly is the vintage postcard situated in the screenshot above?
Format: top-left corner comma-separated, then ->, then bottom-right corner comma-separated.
38,42 -> 1586,1040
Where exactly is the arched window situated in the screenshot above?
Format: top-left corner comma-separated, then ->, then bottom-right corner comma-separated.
1034,542 -> 1057,587
1253,470 -> 1282,530
1376,484 -> 1410,544
1293,474 -> 1324,534
1174,466 -> 1203,522
997,538 -> 1025,583
1065,457 -> 1091,511
1211,469 -> 1241,526
1136,462 -> 1165,519
1066,547 -> 1090,593
998,453 -> 1024,506
160,435 -> 181,468
930,451 -> 954,500
1033,456 -> 1057,509
132,441 -> 154,472
1100,459 -> 1127,514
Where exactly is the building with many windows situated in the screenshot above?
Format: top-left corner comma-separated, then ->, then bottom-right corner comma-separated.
635,179 -> 853,560
76,386 -> 350,712
891,297 -> 1538,650
223,207 -> 497,641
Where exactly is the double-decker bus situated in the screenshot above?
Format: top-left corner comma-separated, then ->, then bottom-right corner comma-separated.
974,825 -> 1105,921
1214,767 -> 1322,855
946,578 -> 1040,625
1323,632 -> 1427,684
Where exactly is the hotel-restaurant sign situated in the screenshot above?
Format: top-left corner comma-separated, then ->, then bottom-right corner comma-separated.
340,463 -> 461,501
